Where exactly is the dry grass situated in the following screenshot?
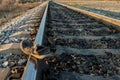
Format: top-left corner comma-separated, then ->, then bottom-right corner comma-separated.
0,0 -> 15,11
56,0 -> 120,12
69,1 -> 120,12
0,0 -> 41,26
22,2 -> 41,10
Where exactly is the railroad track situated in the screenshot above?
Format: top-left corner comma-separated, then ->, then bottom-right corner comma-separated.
9,1 -> 120,80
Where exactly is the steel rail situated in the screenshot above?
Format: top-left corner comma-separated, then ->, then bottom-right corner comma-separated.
34,1 -> 48,46
21,1 -> 49,80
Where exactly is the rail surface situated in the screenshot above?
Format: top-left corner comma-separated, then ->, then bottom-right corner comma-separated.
23,1 -> 120,80
21,1 -> 49,80
35,2 -> 48,46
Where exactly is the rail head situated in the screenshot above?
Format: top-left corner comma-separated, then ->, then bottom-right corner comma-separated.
21,1 -> 49,80
34,1 -> 48,47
